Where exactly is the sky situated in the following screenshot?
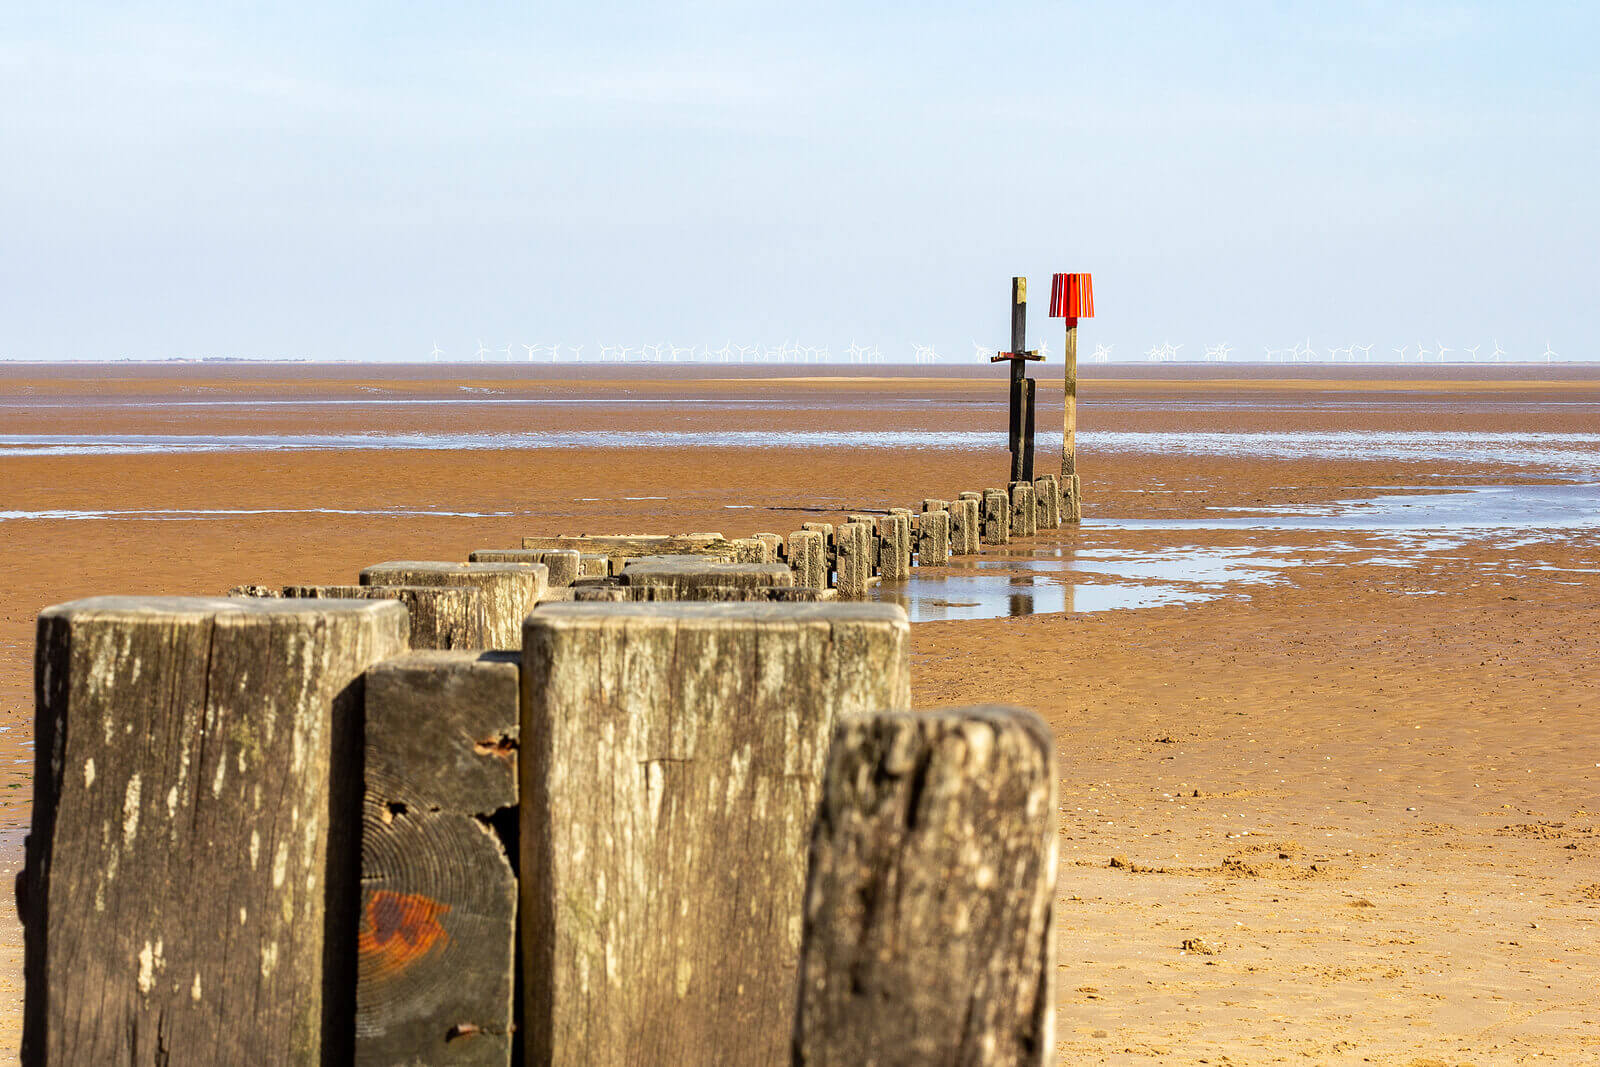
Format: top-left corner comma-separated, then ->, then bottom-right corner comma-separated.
2,2 -> 1596,362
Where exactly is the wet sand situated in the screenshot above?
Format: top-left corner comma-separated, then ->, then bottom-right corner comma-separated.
1,365 -> 1597,1062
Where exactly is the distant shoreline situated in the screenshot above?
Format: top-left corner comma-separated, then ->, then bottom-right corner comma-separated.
3,361 -> 1599,383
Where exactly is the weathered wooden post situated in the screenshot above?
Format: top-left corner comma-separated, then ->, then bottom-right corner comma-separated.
800,522 -> 838,578
753,532 -> 785,562
357,650 -> 519,1064
1009,482 -> 1038,538
1049,271 -> 1094,523
1032,473 -> 1061,530
521,534 -> 738,573
731,537 -> 772,563
469,548 -> 583,588
878,513 -> 912,581
834,522 -> 875,598
787,530 -> 829,591
793,706 -> 1057,1066
620,557 -> 795,597
989,277 -> 1043,485
359,562 -> 547,649
520,601 -> 911,1064
950,496 -> 981,555
279,585 -> 492,651
21,596 -> 409,1064
981,489 -> 1011,546
915,510 -> 951,566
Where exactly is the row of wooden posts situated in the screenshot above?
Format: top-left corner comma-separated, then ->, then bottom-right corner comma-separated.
20,478 -> 1071,1064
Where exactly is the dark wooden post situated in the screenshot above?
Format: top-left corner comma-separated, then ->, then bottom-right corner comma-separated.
793,706 -> 1057,1066
356,651 -> 520,1065
1022,377 -> 1036,482
21,596 -> 409,1065
520,602 -> 911,1065
991,279 -> 1043,488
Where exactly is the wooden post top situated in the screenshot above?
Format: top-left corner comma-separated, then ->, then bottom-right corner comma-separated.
42,594 -> 408,622
528,601 -> 907,626
361,560 -> 546,577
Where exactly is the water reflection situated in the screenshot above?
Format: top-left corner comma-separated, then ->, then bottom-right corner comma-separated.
869,569 -> 1208,622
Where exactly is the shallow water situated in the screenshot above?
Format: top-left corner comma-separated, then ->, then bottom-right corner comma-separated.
5,429 -> 1600,476
870,575 -> 1208,621
1102,483 -> 1600,534
870,484 -> 1600,621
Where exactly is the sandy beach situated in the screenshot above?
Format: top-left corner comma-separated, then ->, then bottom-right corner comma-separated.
1,364 -> 1596,1063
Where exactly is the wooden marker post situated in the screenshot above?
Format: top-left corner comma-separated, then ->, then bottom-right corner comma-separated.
990,277 -> 1043,485
1049,272 -> 1094,523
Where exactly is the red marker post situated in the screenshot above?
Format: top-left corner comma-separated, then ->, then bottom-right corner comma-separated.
1049,273 -> 1094,522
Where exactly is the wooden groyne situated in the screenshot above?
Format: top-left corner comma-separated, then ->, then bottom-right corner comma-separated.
19,476 -> 1070,1063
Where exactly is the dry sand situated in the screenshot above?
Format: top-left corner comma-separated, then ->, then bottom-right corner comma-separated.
0,365 -> 1596,1063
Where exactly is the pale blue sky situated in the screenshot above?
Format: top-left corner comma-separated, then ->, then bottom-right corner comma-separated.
3,2 -> 1595,361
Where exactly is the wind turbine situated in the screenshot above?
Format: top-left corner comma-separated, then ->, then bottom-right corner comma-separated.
1145,344 -> 1164,362
848,341 -> 865,364
474,339 -> 490,362
1491,340 -> 1505,363
523,343 -> 539,361
1091,343 -> 1112,363
499,343 -> 514,362
1393,344 -> 1409,362
569,344 -> 584,362
618,345 -> 635,362
1356,344 -> 1374,362
1415,343 -> 1432,362
1435,341 -> 1452,362
1542,342 -> 1558,363
546,343 -> 562,362
429,342 -> 444,362
1465,344 -> 1481,362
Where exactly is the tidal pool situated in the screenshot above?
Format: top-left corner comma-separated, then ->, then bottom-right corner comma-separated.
870,483 -> 1600,622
